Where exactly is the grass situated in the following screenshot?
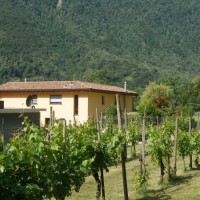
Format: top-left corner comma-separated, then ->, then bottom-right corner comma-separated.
67,146 -> 200,200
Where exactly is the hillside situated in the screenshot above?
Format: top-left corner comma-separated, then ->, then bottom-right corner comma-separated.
1,0 -> 200,88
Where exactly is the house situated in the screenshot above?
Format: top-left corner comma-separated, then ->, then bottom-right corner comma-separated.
0,81 -> 138,126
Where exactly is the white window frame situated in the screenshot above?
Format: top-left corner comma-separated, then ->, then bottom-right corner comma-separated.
32,95 -> 38,104
50,95 -> 62,104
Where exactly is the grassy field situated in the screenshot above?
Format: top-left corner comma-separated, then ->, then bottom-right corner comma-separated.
67,146 -> 200,200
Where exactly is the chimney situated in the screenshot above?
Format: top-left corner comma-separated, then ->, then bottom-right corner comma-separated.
124,81 -> 127,92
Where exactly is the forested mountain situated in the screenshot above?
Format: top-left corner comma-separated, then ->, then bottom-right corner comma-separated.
1,0 -> 200,88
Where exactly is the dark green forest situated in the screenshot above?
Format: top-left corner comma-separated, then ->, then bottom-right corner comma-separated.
0,0 -> 200,88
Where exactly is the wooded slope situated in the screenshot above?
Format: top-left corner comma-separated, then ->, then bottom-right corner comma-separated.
1,0 -> 200,88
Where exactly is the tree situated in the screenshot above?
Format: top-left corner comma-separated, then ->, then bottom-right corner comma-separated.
137,82 -> 174,118
84,69 -> 116,85
1,0 -> 200,86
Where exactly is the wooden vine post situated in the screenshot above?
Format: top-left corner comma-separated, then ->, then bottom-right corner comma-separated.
1,117 -> 4,151
96,108 -> 106,200
141,114 -> 146,183
62,119 -> 67,160
62,119 -> 66,143
116,94 -> 129,200
123,81 -> 128,159
50,106 -> 53,126
48,106 -> 54,141
189,116 -> 192,170
173,117 -> 178,175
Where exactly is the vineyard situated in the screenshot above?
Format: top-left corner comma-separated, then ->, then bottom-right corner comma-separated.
69,147 -> 200,200
0,111 -> 200,200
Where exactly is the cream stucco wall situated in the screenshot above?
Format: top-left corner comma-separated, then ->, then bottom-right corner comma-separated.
88,92 -> 133,120
1,91 -> 133,125
1,92 -> 89,125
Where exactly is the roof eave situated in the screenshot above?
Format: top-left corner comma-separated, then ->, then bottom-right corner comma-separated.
0,88 -> 138,96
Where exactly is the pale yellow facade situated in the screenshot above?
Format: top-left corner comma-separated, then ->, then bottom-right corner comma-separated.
88,92 -> 133,119
1,91 -> 133,125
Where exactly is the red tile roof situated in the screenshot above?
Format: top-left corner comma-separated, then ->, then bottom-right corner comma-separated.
0,81 -> 138,95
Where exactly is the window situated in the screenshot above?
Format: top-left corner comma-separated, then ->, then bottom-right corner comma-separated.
32,95 -> 38,104
74,95 -> 78,115
114,96 -> 116,105
50,95 -> 62,104
45,118 -> 50,125
102,96 -> 105,105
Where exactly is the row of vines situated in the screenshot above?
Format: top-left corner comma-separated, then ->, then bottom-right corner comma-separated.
129,115 -> 200,191
0,115 -> 125,200
0,112 -> 200,200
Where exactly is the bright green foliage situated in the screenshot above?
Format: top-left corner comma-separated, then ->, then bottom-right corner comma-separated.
178,131 -> 192,159
191,130 -> 200,166
177,117 -> 199,169
178,117 -> 190,131
0,119 -> 49,199
66,122 -> 122,175
148,124 -> 174,166
177,130 -> 193,171
163,117 -> 176,135
101,125 -> 124,167
178,116 -> 197,131
127,117 -> 141,157
192,130 -> 200,155
134,170 -> 149,194
0,118 -> 122,200
148,118 -> 174,183
0,118 -> 80,200
127,122 -> 141,145
105,104 -> 117,125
